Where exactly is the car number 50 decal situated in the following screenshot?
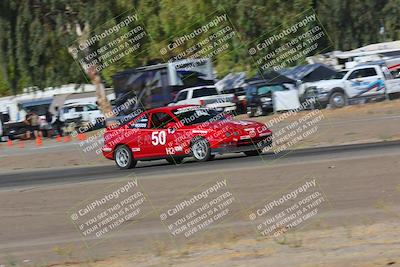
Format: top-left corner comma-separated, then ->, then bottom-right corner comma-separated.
151,131 -> 166,145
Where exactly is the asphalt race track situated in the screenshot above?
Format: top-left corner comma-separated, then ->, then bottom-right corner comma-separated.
1,141 -> 399,188
1,141 -> 400,265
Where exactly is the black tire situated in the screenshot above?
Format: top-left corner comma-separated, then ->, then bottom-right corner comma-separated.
388,93 -> 399,100
244,149 -> 262,156
114,145 -> 137,169
166,157 -> 183,164
191,137 -> 212,162
329,91 -> 347,108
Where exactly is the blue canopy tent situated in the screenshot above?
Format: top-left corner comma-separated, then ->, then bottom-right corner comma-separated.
19,98 -> 53,115
279,63 -> 337,83
246,70 -> 296,84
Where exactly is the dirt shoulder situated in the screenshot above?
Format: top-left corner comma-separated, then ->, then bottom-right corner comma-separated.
47,223 -> 400,267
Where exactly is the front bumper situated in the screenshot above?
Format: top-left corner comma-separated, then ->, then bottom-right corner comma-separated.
213,105 -> 237,113
303,87 -> 329,108
211,134 -> 272,154
102,147 -> 114,160
303,94 -> 329,108
247,102 -> 273,112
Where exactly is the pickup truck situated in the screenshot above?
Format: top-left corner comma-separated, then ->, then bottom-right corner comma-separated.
300,65 -> 400,108
169,85 -> 237,113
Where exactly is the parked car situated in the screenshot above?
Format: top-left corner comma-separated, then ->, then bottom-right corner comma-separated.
245,82 -> 290,117
300,65 -> 400,108
102,105 -> 273,169
169,86 -> 237,113
60,103 -> 104,131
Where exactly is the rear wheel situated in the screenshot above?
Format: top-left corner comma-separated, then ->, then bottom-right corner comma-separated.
115,145 -> 137,169
388,93 -> 400,100
191,137 -> 212,162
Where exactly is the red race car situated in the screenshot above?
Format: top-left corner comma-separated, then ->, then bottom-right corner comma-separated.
102,105 -> 272,169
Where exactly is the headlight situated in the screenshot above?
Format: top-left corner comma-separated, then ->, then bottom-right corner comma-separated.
260,97 -> 271,102
233,131 -> 239,136
225,132 -> 231,137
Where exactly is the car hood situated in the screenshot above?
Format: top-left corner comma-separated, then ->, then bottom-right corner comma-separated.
308,79 -> 344,88
204,119 -> 271,134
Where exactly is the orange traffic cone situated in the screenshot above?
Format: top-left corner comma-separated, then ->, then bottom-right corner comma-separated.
7,139 -> 13,147
36,137 -> 42,146
77,133 -> 87,141
64,135 -> 71,143
56,135 -> 62,142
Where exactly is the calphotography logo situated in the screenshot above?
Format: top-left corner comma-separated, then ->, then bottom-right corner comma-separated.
158,178 -> 241,242
158,10 -> 239,72
248,9 -> 332,73
68,178 -> 152,246
249,179 -> 329,238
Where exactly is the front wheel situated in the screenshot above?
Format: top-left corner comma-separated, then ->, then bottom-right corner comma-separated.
329,92 -> 347,108
115,145 -> 137,169
191,138 -> 212,162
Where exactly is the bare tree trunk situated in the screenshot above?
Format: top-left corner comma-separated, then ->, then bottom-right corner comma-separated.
68,23 -> 114,119
86,66 -> 113,117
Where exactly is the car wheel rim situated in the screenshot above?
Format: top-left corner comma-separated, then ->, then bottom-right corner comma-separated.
193,141 -> 207,160
116,148 -> 129,167
333,95 -> 344,106
257,106 -> 262,116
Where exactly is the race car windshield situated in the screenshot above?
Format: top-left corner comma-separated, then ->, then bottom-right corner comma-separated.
172,108 -> 225,125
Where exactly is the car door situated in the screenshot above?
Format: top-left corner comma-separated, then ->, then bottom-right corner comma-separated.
126,112 -> 152,158
382,66 -> 400,95
345,67 -> 384,98
147,111 -> 180,158
74,105 -> 86,121
85,104 -> 100,123
64,106 -> 76,120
